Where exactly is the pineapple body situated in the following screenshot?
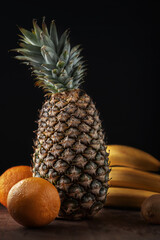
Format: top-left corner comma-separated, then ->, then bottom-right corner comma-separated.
33,89 -> 109,219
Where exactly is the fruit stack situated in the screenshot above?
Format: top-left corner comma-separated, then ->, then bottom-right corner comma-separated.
105,145 -> 160,209
1,18 -> 160,227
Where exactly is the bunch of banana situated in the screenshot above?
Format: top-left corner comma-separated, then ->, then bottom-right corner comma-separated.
106,187 -> 158,209
107,145 -> 160,171
105,145 -> 160,209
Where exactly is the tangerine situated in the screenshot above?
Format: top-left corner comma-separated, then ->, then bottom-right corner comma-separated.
0,165 -> 32,207
7,177 -> 61,227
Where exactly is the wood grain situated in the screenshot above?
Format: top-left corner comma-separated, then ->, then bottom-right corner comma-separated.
0,204 -> 160,240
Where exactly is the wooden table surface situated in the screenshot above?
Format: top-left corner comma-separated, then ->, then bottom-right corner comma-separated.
0,204 -> 160,240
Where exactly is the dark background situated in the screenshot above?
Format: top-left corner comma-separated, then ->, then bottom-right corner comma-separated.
0,0 -> 160,174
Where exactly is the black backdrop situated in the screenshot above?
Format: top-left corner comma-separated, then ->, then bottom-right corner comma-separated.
0,1 -> 160,174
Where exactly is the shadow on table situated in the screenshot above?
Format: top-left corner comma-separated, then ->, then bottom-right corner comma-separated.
8,208 -> 160,240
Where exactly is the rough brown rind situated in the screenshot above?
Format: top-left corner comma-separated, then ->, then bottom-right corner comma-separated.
32,89 -> 110,219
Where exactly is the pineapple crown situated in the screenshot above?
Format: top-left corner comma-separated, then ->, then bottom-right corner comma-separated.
14,18 -> 86,94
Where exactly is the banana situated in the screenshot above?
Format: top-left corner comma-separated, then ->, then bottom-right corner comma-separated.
105,187 -> 158,209
107,145 -> 160,172
109,167 -> 160,193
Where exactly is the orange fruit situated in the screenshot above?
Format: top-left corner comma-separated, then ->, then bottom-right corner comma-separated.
7,177 -> 61,227
0,165 -> 32,207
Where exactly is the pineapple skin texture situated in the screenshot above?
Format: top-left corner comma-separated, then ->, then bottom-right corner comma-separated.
32,89 -> 110,220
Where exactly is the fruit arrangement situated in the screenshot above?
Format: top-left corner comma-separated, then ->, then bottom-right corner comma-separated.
105,145 -> 160,211
0,18 -> 160,227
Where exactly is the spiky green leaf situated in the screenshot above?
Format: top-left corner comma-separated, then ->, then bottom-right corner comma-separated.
19,27 -> 38,46
50,20 -> 58,50
14,19 -> 86,94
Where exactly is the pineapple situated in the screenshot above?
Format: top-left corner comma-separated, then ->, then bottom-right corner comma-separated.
14,18 -> 110,220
